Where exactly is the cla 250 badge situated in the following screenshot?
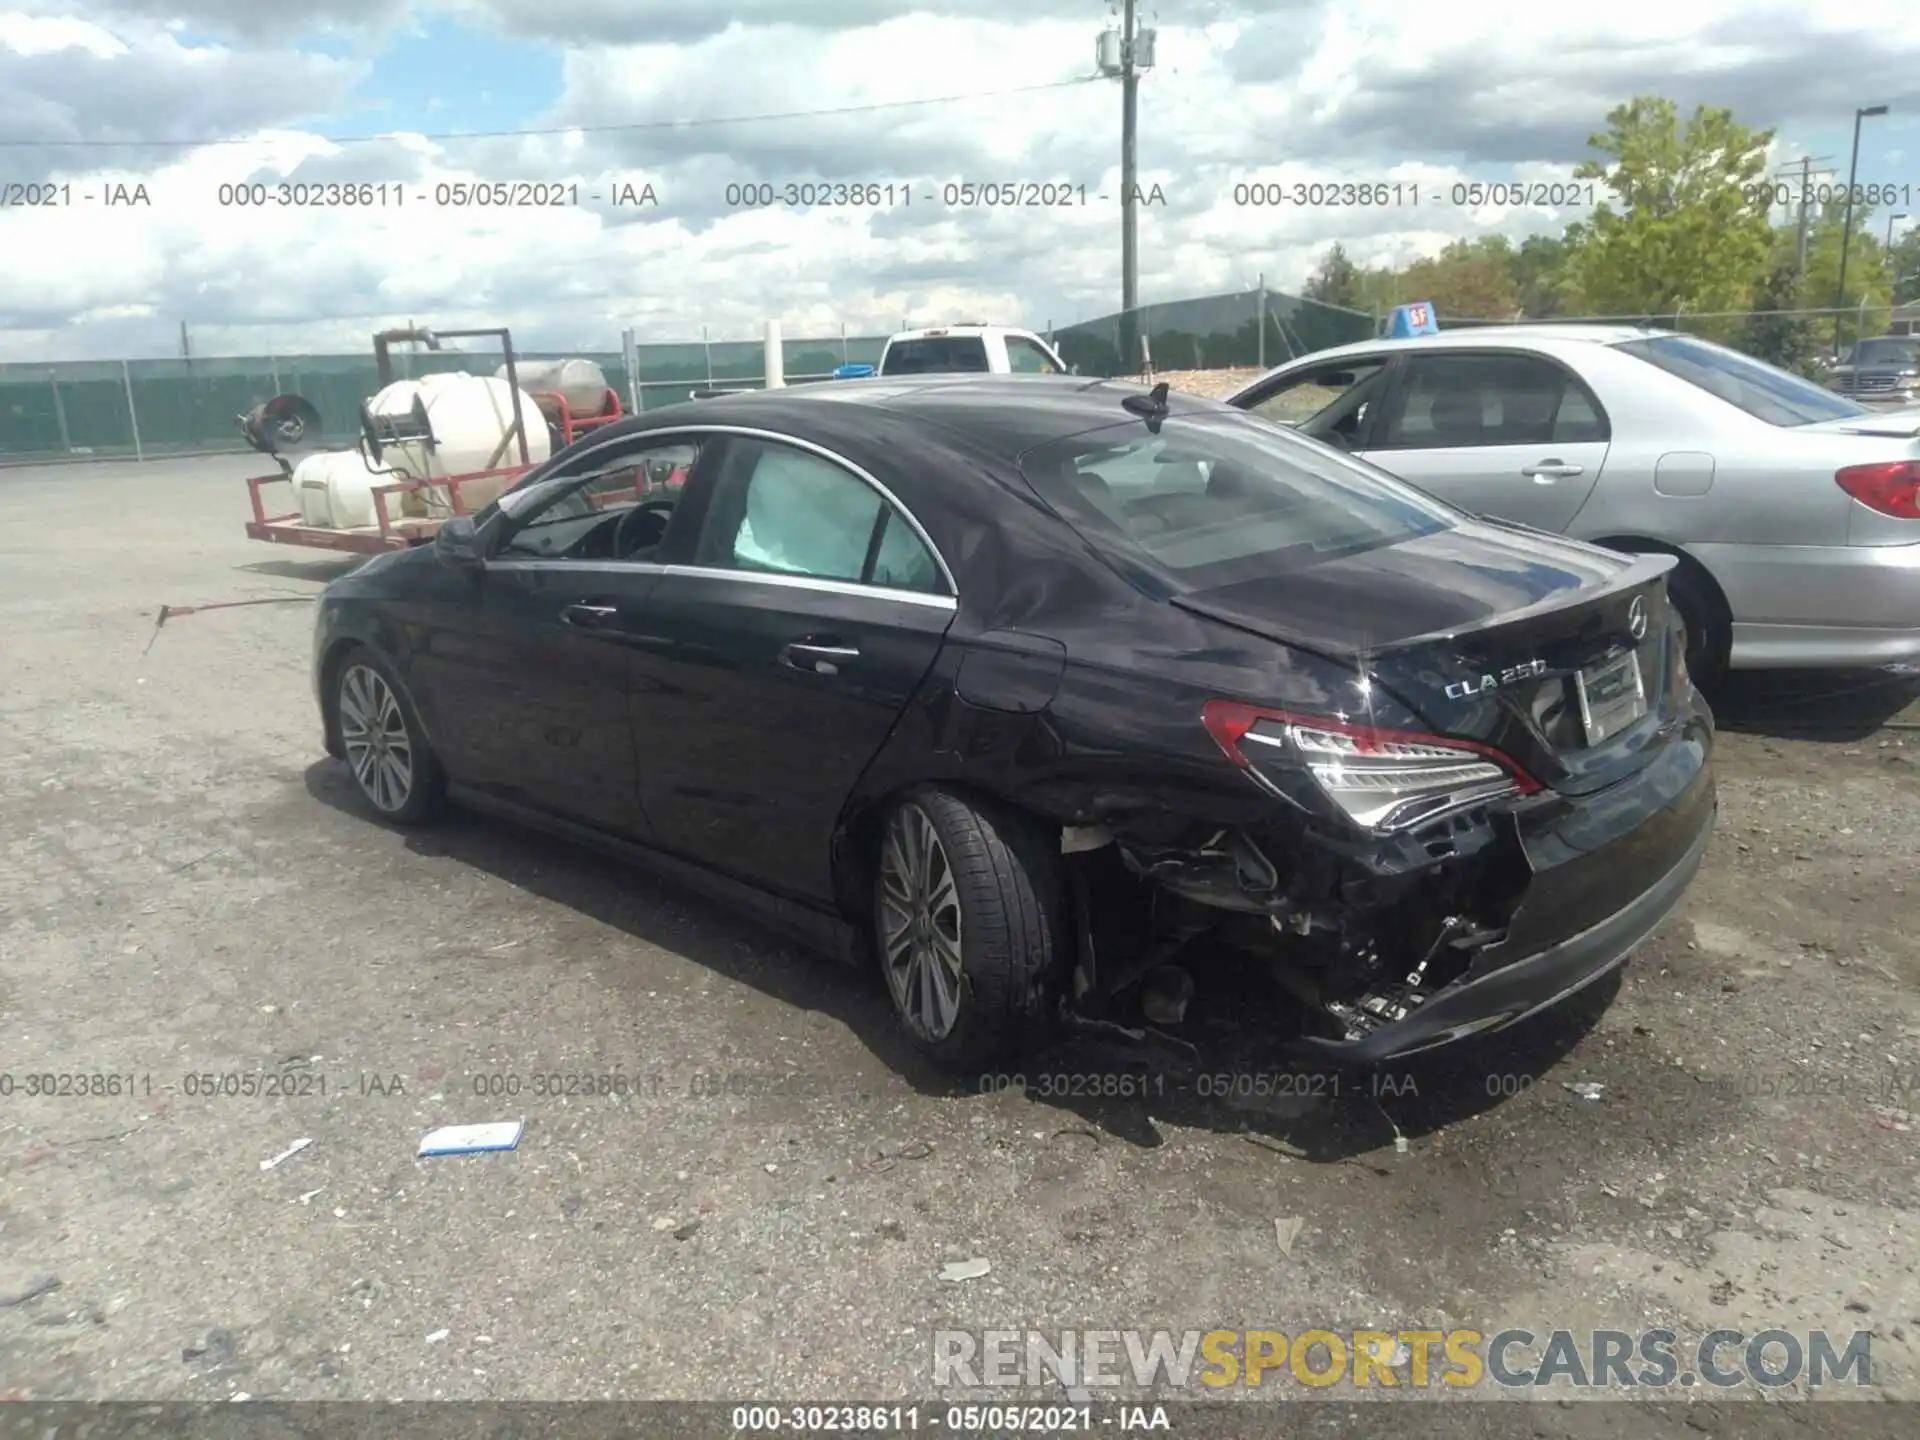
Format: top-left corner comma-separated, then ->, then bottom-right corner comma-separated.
1445,658 -> 1548,699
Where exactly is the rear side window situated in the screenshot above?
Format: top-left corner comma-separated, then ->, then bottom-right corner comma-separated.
692,439 -> 944,593
1018,412 -> 1455,589
1616,334 -> 1863,426
881,337 -> 991,375
1005,337 -> 1061,374
1375,352 -> 1611,449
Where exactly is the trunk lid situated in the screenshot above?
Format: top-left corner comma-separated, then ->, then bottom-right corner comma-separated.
1172,518 -> 1682,796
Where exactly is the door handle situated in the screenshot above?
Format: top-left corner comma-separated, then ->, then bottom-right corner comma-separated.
1519,460 -> 1583,481
780,640 -> 861,674
561,602 -> 620,627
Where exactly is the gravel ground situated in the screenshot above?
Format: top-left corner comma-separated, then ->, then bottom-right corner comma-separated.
1137,368 -> 1266,400
2,455 -> 1918,1434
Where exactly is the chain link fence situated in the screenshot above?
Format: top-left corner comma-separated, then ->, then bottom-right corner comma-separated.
0,333 -> 892,464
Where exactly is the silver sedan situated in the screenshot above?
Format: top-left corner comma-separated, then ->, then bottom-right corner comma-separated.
1225,325 -> 1920,686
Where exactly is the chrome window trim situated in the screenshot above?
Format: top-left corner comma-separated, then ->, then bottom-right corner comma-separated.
509,421 -> 958,597
483,558 -> 956,611
488,559 -> 665,574
664,564 -> 956,611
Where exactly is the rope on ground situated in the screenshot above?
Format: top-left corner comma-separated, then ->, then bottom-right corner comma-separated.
143,595 -> 317,655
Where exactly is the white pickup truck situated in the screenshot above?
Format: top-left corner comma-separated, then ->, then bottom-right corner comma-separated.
875,325 -> 1069,377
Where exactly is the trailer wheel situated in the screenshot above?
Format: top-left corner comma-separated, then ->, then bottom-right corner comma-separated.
334,647 -> 445,824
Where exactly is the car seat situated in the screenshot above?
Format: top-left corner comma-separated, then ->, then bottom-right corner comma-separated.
1427,385 -> 1487,444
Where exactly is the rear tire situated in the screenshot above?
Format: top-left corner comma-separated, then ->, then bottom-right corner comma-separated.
1666,564 -> 1729,694
333,647 -> 446,825
872,788 -> 1062,1074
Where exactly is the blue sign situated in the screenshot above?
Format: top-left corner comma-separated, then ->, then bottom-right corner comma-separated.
832,363 -> 876,379
1388,302 -> 1439,337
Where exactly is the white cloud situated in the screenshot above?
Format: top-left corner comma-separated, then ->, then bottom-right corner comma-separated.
4,1 -> 1920,361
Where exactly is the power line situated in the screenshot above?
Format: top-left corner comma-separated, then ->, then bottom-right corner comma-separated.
0,75 -> 1104,150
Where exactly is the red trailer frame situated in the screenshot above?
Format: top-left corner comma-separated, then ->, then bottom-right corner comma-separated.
244,463 -> 536,553
241,383 -> 627,554
539,388 -> 626,446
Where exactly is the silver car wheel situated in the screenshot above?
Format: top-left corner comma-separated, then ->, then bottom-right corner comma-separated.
338,663 -> 414,814
878,803 -> 965,1041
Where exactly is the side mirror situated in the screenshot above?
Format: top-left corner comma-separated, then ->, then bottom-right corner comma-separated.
436,514 -> 485,568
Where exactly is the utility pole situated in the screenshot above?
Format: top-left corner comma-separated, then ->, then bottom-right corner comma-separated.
1795,157 -> 1816,269
1773,156 -> 1835,270
1796,156 -> 1810,267
1098,5 -> 1154,371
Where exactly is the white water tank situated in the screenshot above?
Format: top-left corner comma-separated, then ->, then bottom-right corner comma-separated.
501,358 -> 612,418
368,372 -> 552,518
293,449 -> 391,530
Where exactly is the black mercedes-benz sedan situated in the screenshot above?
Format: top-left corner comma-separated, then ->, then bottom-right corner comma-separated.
312,374 -> 1715,1072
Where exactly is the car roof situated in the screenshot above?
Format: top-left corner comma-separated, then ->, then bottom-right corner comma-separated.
886,326 -> 1034,340
585,374 -> 1224,463
1301,323 -> 1679,361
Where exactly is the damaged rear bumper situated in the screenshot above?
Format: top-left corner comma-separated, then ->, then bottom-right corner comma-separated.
1287,749 -> 1715,1065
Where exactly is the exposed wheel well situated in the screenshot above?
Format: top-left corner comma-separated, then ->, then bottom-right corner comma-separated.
316,638 -> 364,758
1589,535 -> 1731,628
834,784 -> 1064,927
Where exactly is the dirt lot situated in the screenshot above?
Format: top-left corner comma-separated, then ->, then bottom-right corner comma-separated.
2,454 -> 1918,1433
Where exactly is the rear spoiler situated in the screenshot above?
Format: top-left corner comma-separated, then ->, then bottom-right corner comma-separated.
1373,549 -> 1676,653
1824,417 -> 1920,438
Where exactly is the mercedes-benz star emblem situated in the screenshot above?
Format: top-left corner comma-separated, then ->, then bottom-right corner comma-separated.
1627,596 -> 1647,641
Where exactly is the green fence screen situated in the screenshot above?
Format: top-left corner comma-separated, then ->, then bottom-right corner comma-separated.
0,289 -> 1379,464
0,335 -> 892,463
1052,288 -> 1374,377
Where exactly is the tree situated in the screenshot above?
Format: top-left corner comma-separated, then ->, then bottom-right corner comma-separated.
1886,225 -> 1920,307
1801,208 -> 1890,350
1349,264 -> 1402,317
1302,243 -> 1360,309
1398,238 -> 1521,319
1510,233 -> 1577,317
1567,97 -> 1775,325
1741,252 -> 1818,376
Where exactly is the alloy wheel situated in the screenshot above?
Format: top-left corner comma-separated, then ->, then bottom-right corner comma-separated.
338,664 -> 415,814
878,803 -> 966,1041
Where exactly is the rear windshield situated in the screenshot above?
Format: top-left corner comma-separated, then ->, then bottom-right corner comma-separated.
882,337 -> 990,375
1016,411 -> 1455,589
1615,333 -> 1863,425
1848,338 -> 1920,367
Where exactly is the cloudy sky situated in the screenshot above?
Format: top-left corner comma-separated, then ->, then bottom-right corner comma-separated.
4,0 -> 1920,361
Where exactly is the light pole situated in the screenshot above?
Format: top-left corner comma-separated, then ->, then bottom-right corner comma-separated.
1889,212 -> 1909,249
1835,103 -> 1889,354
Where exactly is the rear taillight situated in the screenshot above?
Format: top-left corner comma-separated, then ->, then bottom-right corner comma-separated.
1201,700 -> 1540,833
1836,461 -> 1920,519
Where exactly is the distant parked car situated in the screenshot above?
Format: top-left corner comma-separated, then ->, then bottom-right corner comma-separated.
1826,335 -> 1920,407
877,325 -> 1068,377
1226,325 -> 1920,687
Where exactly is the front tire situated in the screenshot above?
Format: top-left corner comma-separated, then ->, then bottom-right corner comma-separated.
873,789 -> 1061,1073
334,648 -> 445,825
